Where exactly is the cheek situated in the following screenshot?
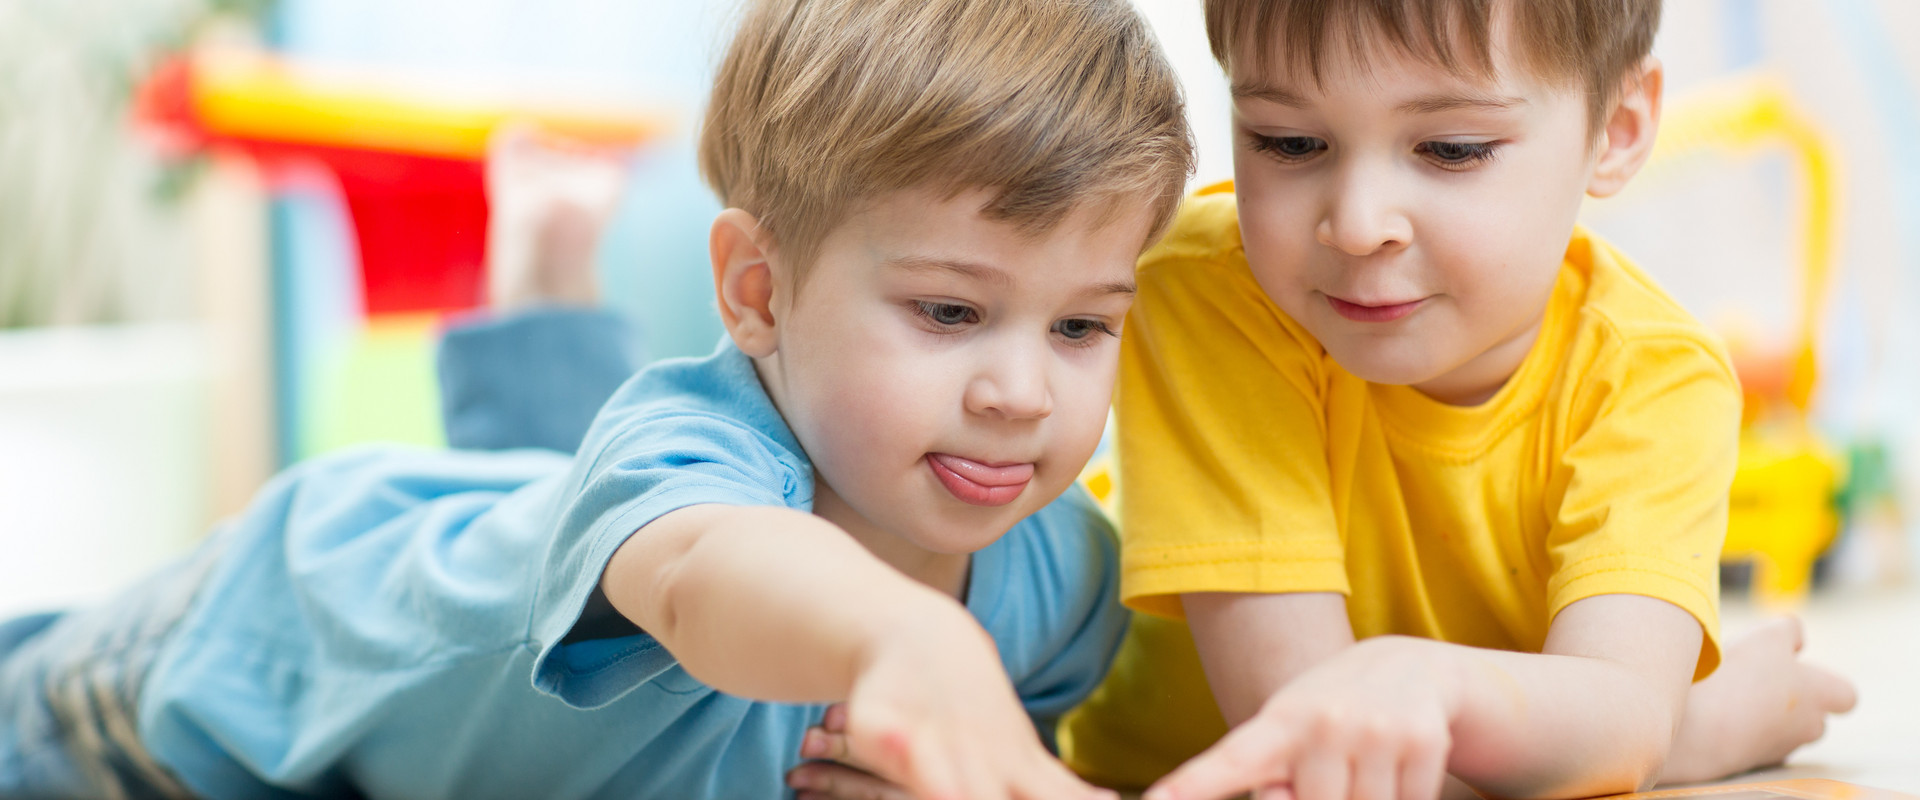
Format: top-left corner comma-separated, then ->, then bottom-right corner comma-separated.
1047,356 -> 1119,471
1236,204 -> 1318,310
798,332 -> 951,467
1418,165 -> 1576,281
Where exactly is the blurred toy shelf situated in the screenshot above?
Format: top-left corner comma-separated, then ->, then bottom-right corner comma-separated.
138,48 -> 668,463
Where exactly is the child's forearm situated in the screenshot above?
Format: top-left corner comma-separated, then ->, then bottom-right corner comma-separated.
1437,595 -> 1702,798
1183,591 -> 1357,724
1429,640 -> 1681,798
1162,595 -> 1699,800
600,503 -> 984,704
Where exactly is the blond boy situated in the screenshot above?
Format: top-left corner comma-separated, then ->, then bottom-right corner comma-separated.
0,1 -> 1192,798
1058,2 -> 1857,799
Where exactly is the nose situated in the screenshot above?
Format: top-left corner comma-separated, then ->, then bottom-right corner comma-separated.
964,337 -> 1053,421
1315,159 -> 1411,257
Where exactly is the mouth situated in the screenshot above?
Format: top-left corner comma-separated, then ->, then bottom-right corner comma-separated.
1325,294 -> 1426,323
926,453 -> 1034,507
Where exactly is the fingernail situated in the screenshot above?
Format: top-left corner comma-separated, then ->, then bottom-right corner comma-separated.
787,770 -> 816,790
799,729 -> 824,758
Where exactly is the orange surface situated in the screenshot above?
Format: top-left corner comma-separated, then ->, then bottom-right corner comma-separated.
1604,780 -> 1917,800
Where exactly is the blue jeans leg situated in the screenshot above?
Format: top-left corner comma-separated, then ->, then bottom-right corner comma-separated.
0,613 -> 61,657
0,539 -> 223,800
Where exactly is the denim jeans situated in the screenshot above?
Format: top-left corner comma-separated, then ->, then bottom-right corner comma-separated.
0,536 -> 225,800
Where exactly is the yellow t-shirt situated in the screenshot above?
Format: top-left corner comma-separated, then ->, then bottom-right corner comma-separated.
1059,186 -> 1739,789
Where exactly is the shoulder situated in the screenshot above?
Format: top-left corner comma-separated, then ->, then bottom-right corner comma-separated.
1135,184 -> 1265,309
589,339 -> 795,444
1547,229 -> 1741,441
983,486 -> 1122,645
575,340 -> 811,499
1139,182 -> 1244,271
1129,184 -> 1322,371
1004,485 -> 1121,589
983,487 -> 1130,707
1566,228 -> 1739,390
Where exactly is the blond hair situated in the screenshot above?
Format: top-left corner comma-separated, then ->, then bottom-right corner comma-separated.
700,0 -> 1193,270
1205,0 -> 1661,134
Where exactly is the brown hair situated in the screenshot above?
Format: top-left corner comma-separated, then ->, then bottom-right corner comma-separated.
700,0 -> 1194,271
1204,0 -> 1662,134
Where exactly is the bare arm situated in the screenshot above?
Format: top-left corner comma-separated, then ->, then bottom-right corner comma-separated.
600,503 -> 1112,800
601,503 -> 972,703
1446,594 -> 1700,796
1183,591 -> 1355,725
1151,593 -> 1701,800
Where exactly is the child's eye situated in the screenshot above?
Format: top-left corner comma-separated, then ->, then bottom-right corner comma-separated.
1052,318 -> 1117,345
1249,134 -> 1327,163
911,300 -> 978,327
1417,140 -> 1499,169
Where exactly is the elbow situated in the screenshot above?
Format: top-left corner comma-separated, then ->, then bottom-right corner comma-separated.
1474,727 -> 1672,800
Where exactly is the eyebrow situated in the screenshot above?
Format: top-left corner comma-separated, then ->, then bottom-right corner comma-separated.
886,255 -> 1015,288
885,255 -> 1135,297
1231,81 -> 1527,115
1231,80 -> 1311,107
1396,91 -> 1528,114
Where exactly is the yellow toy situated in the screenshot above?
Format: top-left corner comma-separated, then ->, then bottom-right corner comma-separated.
1648,77 -> 1846,606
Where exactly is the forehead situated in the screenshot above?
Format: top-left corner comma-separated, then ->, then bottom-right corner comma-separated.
1223,2 -> 1567,102
831,188 -> 1152,265
1229,29 -> 1554,113
783,188 -> 1140,301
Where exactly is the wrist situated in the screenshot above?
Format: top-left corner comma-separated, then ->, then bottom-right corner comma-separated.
853,588 -> 992,677
1352,635 -> 1475,723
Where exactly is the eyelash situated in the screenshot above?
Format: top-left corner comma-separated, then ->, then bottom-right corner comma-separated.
1416,140 -> 1500,169
1247,133 -> 1326,163
907,301 -> 1118,347
911,300 -> 978,328
1246,133 -> 1502,170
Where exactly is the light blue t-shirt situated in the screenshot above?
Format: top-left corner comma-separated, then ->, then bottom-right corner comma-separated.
137,340 -> 1128,800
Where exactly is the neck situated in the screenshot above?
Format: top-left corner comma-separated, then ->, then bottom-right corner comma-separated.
810,478 -> 973,600
1412,312 -> 1546,406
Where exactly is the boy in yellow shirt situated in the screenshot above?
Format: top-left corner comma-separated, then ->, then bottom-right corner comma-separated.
1058,2 -> 1858,799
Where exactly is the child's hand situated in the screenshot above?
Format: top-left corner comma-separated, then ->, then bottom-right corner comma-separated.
1145,637 -> 1454,800
797,621 -> 1116,800
788,703 -> 913,800
1661,617 -> 1857,784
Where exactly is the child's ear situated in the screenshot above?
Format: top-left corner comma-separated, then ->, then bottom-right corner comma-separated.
1588,57 -> 1664,198
709,209 -> 781,358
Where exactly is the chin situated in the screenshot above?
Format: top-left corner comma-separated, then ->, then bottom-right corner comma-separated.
909,528 -> 1006,556
914,507 -> 1026,555
1327,344 -> 1449,387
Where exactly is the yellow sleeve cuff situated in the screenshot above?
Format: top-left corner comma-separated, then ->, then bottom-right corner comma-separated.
1120,539 -> 1350,620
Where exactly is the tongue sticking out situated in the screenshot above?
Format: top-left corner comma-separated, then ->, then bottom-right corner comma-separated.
927,453 -> 1034,507
929,453 -> 1034,485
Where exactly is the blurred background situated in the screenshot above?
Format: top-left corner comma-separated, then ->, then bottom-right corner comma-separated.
0,0 -> 1915,787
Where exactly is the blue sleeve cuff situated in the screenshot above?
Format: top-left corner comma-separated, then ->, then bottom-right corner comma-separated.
530,482 -> 779,710
437,308 -> 640,454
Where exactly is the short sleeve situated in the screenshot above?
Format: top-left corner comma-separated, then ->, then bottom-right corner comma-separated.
1116,252 -> 1347,619
1545,335 -> 1740,680
528,412 -> 805,708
